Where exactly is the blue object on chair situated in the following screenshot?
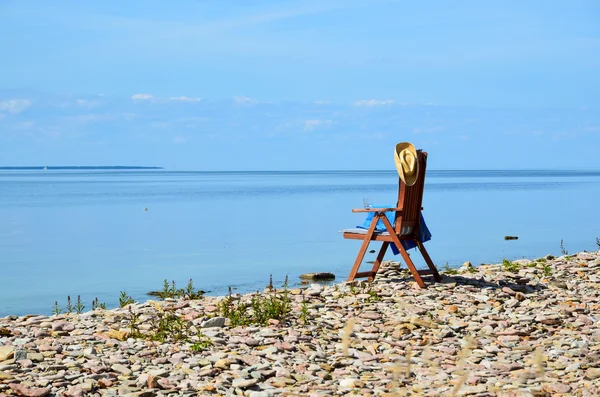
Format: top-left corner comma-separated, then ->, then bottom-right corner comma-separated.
357,205 -> 431,255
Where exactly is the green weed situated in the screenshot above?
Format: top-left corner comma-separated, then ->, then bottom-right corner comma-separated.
119,291 -> 135,308
75,295 -> 85,314
560,239 -> 568,256
190,337 -> 213,352
92,297 -> 106,310
126,306 -> 143,339
156,279 -> 205,300
502,259 -> 520,272
149,310 -> 190,343
217,277 -> 292,327
299,299 -> 310,324
65,296 -> 74,314
443,263 -> 459,275
542,262 -> 552,277
53,301 -> 62,315
349,283 -> 357,295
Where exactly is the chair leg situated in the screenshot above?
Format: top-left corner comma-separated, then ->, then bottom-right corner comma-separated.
416,240 -> 441,282
396,245 -> 426,288
368,242 -> 389,281
347,215 -> 380,282
379,216 -> 426,288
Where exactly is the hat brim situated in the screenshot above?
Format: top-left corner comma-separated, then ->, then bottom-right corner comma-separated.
394,142 -> 419,186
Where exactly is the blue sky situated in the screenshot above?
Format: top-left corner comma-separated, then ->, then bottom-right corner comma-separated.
1,0 -> 599,170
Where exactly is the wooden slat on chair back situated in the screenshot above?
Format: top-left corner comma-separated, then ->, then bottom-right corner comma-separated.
394,151 -> 427,235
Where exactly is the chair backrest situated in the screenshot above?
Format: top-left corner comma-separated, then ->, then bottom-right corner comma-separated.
394,150 -> 427,236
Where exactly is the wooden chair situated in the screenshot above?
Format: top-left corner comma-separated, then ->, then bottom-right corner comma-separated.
342,150 -> 441,287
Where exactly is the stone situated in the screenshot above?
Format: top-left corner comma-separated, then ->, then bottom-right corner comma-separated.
111,363 -> 132,375
8,384 -> 50,397
232,378 -> 258,388
339,378 -> 364,388
545,383 -> 571,394
51,321 -> 75,332
156,377 -> 175,389
249,392 -> 271,397
201,317 -> 226,328
62,386 -> 84,397
13,349 -> 27,362
299,272 -> 335,281
585,368 -> 600,380
0,346 -> 15,361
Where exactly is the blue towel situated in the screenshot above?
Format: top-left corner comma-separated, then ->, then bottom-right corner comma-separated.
357,205 -> 431,254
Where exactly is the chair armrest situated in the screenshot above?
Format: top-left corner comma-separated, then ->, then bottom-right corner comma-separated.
351,207 -> 424,213
352,207 -> 402,213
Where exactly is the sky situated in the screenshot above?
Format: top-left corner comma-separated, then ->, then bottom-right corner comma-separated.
1,0 -> 599,170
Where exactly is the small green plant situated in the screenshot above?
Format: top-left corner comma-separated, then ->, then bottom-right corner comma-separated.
560,239 -> 568,255
75,295 -> 85,314
126,306 -> 143,338
217,277 -> 292,327
156,279 -> 204,300
119,291 -> 135,308
349,283 -> 357,295
542,262 -> 552,277
190,338 -> 213,352
596,237 -> 600,249
65,296 -> 74,314
299,299 -> 310,324
360,283 -> 382,302
162,279 -> 175,298
443,263 -> 459,275
149,310 -> 190,342
184,278 -> 204,299
53,301 -> 62,315
189,329 -> 213,351
92,297 -> 106,310
502,259 -> 520,272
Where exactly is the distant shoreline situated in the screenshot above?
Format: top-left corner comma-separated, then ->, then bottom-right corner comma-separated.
0,166 -> 163,170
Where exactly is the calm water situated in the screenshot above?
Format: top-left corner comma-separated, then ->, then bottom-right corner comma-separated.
1,169 -> 599,316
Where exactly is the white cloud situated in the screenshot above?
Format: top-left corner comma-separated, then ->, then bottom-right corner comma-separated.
131,93 -> 154,100
169,96 -> 202,102
412,126 -> 444,134
13,121 -> 35,130
353,99 -> 395,107
304,119 -> 333,131
233,96 -> 253,104
0,99 -> 32,114
174,134 -> 190,144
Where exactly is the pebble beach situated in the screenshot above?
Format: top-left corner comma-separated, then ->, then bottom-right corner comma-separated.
1,250 -> 600,396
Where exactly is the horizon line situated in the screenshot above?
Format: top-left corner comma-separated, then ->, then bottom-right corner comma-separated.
3,167 -> 599,173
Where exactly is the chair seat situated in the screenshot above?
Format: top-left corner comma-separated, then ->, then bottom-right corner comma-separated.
342,224 -> 414,237
342,228 -> 390,236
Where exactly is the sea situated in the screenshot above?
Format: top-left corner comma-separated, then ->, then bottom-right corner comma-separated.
1,168 -> 599,317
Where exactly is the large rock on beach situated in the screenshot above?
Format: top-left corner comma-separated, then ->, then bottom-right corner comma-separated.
299,272 -> 335,281
0,345 -> 14,361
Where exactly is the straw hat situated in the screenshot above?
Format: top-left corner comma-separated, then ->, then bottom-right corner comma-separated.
394,142 -> 419,186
